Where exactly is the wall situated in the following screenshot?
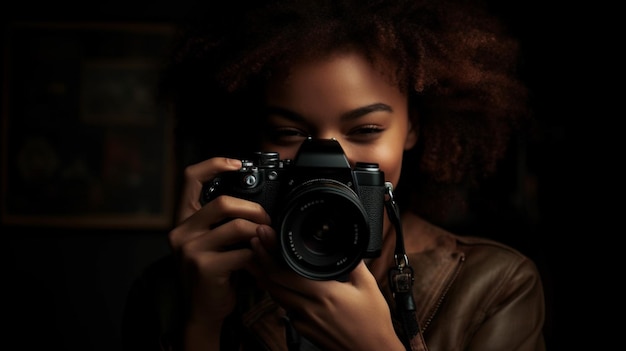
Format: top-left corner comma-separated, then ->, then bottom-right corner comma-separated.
1,2 -> 184,349
4,227 -> 170,350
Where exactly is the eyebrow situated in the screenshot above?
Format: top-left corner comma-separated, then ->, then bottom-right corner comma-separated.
264,103 -> 393,122
342,103 -> 392,121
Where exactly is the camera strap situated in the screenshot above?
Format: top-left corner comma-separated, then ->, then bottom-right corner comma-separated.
384,182 -> 420,350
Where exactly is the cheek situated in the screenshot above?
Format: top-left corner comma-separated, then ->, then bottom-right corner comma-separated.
376,153 -> 403,186
348,145 -> 403,186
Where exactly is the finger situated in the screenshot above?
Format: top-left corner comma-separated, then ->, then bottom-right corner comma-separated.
346,260 -> 378,288
247,225 -> 280,280
250,224 -> 303,284
248,225 -> 307,294
177,157 -> 242,222
200,195 -> 271,229
256,223 -> 279,254
193,245 -> 255,274
184,218 -> 261,253
170,195 -> 271,249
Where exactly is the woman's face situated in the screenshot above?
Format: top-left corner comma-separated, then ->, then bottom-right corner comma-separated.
261,51 -> 417,189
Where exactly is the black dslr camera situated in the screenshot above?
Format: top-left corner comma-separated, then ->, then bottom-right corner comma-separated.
200,138 -> 386,280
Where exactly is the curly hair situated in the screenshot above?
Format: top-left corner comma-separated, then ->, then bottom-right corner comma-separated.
160,0 -> 531,220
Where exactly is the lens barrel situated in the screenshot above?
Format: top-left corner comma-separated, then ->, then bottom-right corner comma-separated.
278,179 -> 370,280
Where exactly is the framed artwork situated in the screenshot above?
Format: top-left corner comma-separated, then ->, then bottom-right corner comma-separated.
1,22 -> 176,229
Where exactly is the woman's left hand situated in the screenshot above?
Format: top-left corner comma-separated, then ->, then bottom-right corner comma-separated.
247,224 -> 406,351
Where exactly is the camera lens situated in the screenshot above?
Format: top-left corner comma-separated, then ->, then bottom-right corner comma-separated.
278,179 -> 370,280
299,208 -> 353,256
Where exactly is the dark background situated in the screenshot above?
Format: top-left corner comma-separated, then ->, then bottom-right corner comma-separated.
1,1 -> 576,349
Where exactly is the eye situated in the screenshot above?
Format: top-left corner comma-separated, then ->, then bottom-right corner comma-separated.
265,127 -> 310,145
348,125 -> 385,139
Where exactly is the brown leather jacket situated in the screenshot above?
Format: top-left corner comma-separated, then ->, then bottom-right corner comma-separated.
122,217 -> 546,351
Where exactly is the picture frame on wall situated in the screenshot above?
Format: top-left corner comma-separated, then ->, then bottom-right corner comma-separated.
1,22 -> 176,229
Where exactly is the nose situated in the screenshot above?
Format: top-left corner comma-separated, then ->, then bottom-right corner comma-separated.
309,136 -> 356,167
315,133 -> 338,141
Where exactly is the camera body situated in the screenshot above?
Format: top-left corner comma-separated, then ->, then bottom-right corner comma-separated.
201,138 -> 385,280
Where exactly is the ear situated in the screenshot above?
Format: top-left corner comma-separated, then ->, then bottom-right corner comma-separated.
404,121 -> 418,150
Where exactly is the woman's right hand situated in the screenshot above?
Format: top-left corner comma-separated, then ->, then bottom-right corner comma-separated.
168,157 -> 272,328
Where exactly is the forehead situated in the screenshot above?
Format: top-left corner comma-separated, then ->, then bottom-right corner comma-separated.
264,51 -> 403,105
268,48 -> 400,87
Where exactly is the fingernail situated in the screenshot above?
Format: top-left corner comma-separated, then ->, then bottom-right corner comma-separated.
227,158 -> 243,169
250,236 -> 260,250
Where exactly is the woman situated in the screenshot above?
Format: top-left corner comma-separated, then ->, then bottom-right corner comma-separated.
122,0 -> 546,350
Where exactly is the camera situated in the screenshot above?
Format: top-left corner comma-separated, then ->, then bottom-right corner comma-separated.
200,138 -> 385,280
